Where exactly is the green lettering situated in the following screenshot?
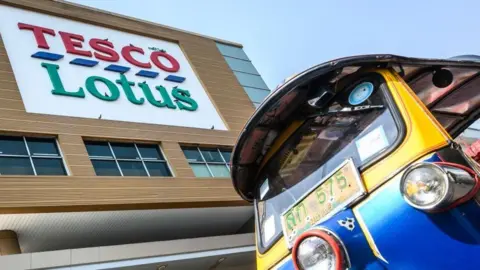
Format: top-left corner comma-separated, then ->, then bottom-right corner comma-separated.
41,62 -> 85,98
316,189 -> 326,204
285,211 -> 296,231
138,82 -> 176,109
171,87 -> 198,111
295,203 -> 306,223
115,74 -> 144,105
86,76 -> 120,101
335,172 -> 347,190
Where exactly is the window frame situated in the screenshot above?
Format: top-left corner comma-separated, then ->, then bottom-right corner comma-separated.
182,146 -> 231,177
86,141 -> 174,177
0,135 -> 69,176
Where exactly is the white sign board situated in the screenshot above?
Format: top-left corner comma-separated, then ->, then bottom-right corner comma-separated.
0,5 -> 227,130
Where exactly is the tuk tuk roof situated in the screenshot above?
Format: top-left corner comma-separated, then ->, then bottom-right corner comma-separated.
230,54 -> 480,202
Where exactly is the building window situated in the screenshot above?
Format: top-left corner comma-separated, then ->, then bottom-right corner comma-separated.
234,72 -> 270,90
216,43 -> 249,61
0,135 -> 67,175
85,141 -> 172,177
224,57 -> 259,75
216,42 -> 271,108
244,87 -> 270,104
182,147 -> 231,177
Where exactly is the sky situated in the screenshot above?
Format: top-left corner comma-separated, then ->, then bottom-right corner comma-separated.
67,0 -> 480,90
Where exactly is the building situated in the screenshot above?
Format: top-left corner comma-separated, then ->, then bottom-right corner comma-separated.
0,0 -> 271,269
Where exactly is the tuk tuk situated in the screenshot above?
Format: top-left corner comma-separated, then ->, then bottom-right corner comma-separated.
229,54 -> 480,270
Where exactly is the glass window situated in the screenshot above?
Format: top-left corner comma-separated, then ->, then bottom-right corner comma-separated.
216,43 -> 249,61
0,157 -> 34,175
91,160 -> 121,176
182,148 -> 203,162
224,57 -> 259,75
33,158 -> 66,175
191,164 -> 212,177
145,162 -> 172,177
137,144 -> 163,160
220,150 -> 231,163
209,164 -> 230,177
181,146 -> 232,178
85,142 -> 113,158
85,141 -> 172,177
0,136 -> 28,155
216,42 -> 270,108
200,149 -> 224,163
26,138 -> 60,156
111,143 -> 139,160
244,87 -> 270,103
0,135 -> 66,176
234,72 -> 269,90
118,161 -> 148,176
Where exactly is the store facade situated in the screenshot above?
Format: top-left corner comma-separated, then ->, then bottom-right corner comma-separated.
0,0 -> 269,269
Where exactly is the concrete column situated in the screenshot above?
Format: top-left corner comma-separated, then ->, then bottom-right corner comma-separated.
0,230 -> 20,255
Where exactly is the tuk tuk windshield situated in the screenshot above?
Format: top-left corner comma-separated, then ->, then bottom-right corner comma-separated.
255,76 -> 402,249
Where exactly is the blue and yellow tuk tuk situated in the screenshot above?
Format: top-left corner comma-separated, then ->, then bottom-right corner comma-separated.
230,55 -> 480,269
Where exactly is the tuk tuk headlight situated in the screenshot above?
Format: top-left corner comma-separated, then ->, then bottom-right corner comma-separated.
400,163 -> 448,210
292,230 -> 346,270
400,162 -> 475,211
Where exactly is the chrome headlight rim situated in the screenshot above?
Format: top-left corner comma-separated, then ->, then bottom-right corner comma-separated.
400,162 -> 452,210
292,228 -> 347,270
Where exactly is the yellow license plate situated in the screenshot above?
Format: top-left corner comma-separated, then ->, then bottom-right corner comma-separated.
280,158 -> 365,248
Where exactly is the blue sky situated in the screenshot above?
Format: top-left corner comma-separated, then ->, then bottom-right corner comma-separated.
68,0 -> 480,90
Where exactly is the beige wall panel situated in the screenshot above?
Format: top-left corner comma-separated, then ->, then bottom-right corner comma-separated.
63,155 -> 94,167
0,89 -> 21,100
161,142 -> 195,177
67,166 -> 96,177
58,134 -> 95,176
0,176 -> 247,212
0,80 -> 19,91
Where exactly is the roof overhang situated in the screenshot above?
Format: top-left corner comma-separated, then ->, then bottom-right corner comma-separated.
0,233 -> 255,270
0,206 -> 253,253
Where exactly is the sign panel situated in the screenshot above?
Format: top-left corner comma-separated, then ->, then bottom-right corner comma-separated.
280,159 -> 366,248
0,6 -> 227,130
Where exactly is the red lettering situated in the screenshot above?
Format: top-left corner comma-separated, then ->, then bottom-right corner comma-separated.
18,23 -> 55,49
121,45 -> 151,68
59,31 -> 92,57
89,38 -> 119,62
151,51 -> 180,72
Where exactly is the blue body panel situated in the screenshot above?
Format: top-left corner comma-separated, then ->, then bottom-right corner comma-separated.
356,175 -> 480,269
272,153 -> 480,269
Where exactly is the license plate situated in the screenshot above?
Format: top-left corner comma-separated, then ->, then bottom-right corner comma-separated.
280,158 -> 365,248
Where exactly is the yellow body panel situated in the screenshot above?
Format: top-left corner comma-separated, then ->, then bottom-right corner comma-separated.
255,69 -> 450,269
